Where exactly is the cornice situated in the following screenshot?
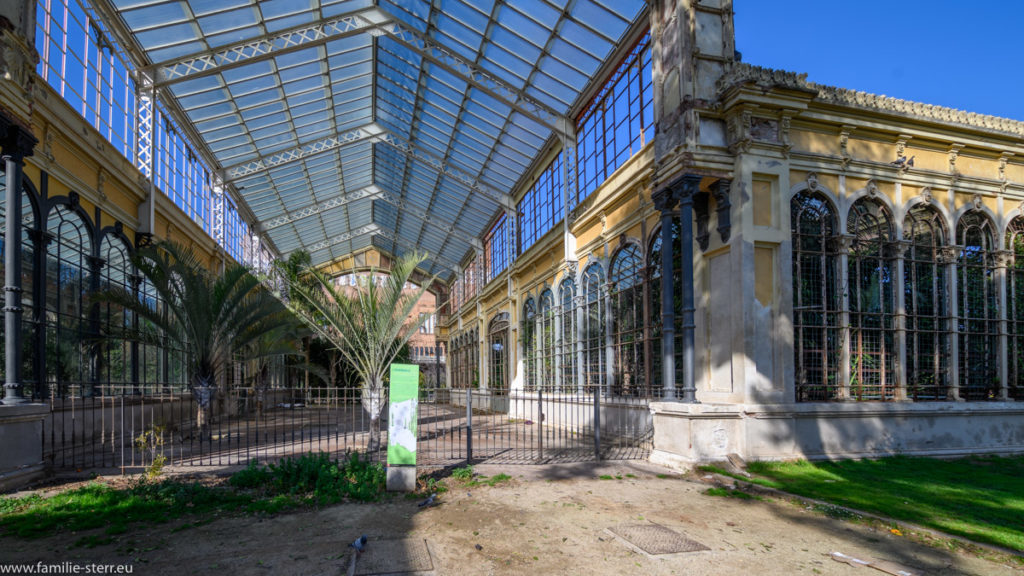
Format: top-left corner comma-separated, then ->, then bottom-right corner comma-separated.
718,63 -> 1024,140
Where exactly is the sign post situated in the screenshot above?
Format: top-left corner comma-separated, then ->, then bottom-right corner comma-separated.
386,363 -> 419,491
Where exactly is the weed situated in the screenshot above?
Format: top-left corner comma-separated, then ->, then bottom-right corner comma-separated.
451,465 -> 474,482
598,475 -> 613,480
704,487 -> 763,501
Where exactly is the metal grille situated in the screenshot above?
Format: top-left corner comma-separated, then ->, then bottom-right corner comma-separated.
791,192 -> 841,401
488,313 -> 509,395
1008,217 -> 1024,400
582,263 -> 605,393
522,298 -> 537,391
904,204 -> 949,400
559,278 -> 578,392
847,199 -> 896,400
45,204 -> 91,399
539,290 -> 559,392
610,243 -> 649,397
957,211 -> 998,401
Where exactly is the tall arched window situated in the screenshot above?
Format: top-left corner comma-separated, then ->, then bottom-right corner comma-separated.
558,277 -> 576,392
903,203 -> 949,400
539,289 -> 556,392
956,211 -> 998,400
847,198 -> 896,400
98,236 -> 132,396
582,262 -> 605,393
522,298 -> 536,391
610,243 -> 645,397
488,313 -> 509,395
1007,216 -> 1024,400
45,204 -> 91,398
791,191 -> 840,401
648,221 -> 680,396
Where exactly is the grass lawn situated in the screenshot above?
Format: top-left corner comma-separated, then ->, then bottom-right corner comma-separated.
737,455 -> 1024,553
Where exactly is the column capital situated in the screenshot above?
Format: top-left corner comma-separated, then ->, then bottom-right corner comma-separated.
0,114 -> 38,161
651,187 -> 677,213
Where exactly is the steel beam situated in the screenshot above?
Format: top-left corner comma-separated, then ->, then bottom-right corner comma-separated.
374,192 -> 483,250
373,229 -> 461,270
306,224 -> 380,253
144,8 -> 390,89
261,185 -> 383,231
223,123 -> 382,180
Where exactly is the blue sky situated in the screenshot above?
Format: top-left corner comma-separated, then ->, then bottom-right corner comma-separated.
733,1 -> 1024,121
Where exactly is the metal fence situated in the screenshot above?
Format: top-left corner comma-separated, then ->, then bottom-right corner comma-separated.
42,384 -> 652,473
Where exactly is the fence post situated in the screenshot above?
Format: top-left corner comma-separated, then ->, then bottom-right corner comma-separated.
537,386 -> 543,462
593,386 -> 601,460
465,388 -> 472,463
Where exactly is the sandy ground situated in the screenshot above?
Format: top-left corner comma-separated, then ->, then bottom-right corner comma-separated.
1,461 -> 1019,576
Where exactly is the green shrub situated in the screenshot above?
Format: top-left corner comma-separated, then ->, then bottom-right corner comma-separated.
451,465 -> 474,482
227,451 -> 385,503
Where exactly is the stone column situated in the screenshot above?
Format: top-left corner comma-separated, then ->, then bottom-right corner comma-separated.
994,250 -> 1012,400
652,187 -> 678,400
891,241 -> 912,400
835,234 -> 853,401
941,246 -> 963,400
1,120 -> 37,404
677,174 -> 702,404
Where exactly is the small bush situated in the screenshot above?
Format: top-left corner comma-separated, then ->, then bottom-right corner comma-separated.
451,465 -> 474,482
227,451 -> 385,503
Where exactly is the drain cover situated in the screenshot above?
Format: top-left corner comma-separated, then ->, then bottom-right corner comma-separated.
353,538 -> 434,575
608,524 -> 709,555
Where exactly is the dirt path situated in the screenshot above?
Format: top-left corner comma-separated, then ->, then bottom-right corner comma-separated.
2,461 -> 1017,575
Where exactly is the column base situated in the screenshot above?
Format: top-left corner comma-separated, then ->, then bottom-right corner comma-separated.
386,466 -> 417,492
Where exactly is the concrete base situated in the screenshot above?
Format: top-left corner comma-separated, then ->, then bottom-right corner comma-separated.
650,401 -> 1024,469
0,403 -> 48,492
386,466 -> 417,492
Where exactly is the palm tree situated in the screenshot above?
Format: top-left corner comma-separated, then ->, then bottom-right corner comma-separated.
283,252 -> 434,452
94,240 -> 304,438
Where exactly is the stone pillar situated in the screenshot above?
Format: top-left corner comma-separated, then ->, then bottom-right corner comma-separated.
677,175 -> 701,404
942,246 -> 963,400
836,234 -> 853,401
995,250 -> 1012,400
1,119 -> 37,404
891,241 -> 911,400
652,187 -> 678,400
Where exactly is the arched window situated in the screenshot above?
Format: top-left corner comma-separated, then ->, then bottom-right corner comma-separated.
558,277 -> 576,392
45,204 -> 91,398
903,203 -> 949,400
610,243 -> 645,396
1007,216 -> 1024,400
488,313 -> 509,395
648,221 -> 681,395
957,211 -> 998,400
582,262 -> 605,393
847,198 -> 895,400
522,298 -> 536,391
98,236 -> 132,396
791,191 -> 840,401
539,289 -> 556,392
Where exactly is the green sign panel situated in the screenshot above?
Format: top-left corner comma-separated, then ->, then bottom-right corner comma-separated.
387,363 -> 419,466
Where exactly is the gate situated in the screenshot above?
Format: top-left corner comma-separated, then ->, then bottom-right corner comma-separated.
416,386 -> 652,468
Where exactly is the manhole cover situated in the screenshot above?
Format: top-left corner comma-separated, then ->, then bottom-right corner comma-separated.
608,524 -> 709,555
353,538 -> 434,575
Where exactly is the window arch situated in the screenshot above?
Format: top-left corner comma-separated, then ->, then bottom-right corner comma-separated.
791,191 -> 841,401
1007,216 -> 1024,400
522,298 -> 537,391
582,262 -> 605,393
98,235 -> 132,396
847,198 -> 896,400
903,203 -> 949,400
488,313 -> 509,395
45,204 -> 92,398
539,289 -> 556,392
956,211 -> 998,400
610,243 -> 645,396
558,277 -> 576,392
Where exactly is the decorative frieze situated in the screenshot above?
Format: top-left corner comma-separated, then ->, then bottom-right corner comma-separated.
718,62 -> 1024,139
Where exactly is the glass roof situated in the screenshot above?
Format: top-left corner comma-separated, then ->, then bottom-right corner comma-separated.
104,0 -> 646,276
